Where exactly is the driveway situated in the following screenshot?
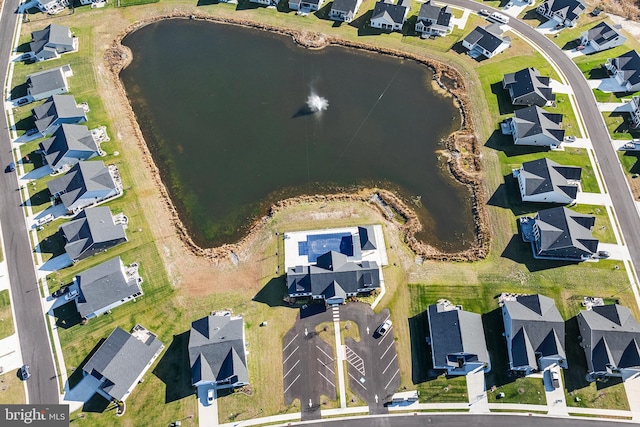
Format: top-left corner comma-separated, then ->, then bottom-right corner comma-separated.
197,386 -> 218,427
587,78 -> 628,93
544,366 -> 567,416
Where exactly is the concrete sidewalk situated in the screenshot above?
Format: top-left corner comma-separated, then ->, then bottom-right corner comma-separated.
466,368 -> 489,413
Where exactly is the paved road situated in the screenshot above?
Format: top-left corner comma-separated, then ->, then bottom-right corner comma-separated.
446,1 -> 640,283
0,0 -> 59,404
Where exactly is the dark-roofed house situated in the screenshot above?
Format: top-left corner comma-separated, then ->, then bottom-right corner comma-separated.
82,325 -> 163,402
30,24 -> 77,62
287,251 -> 380,304
630,96 -> 640,128
329,0 -> 363,22
36,0 -> 69,14
515,158 -> 581,204
578,304 -> 640,380
415,1 -> 453,37
536,0 -> 586,27
26,65 -> 72,101
39,124 -> 98,172
47,161 -> 120,214
60,206 -> 127,262
188,313 -> 249,390
370,0 -> 411,32
580,21 -> 627,53
462,24 -> 511,59
529,206 -> 598,260
32,95 -> 86,136
507,105 -> 564,147
288,0 -> 325,10
606,50 -> 640,93
70,256 -> 143,320
502,294 -> 567,373
427,301 -> 490,375
357,225 -> 377,252
502,68 -> 555,107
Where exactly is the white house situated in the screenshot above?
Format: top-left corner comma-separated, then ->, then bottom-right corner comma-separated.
536,0 -> 586,27
39,124 -> 99,173
630,96 -> 640,128
26,65 -> 73,101
580,22 -> 626,53
288,0 -> 324,10
462,24 -> 511,59
515,158 -> 581,204
30,24 -> 78,62
606,50 -> 640,93
329,0 -> 362,22
36,0 -> 69,14
507,105 -> 564,147
370,0 -> 411,32
415,1 -> 453,37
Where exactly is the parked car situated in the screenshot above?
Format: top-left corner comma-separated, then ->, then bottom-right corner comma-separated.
551,371 -> 560,389
52,286 -> 70,298
376,319 -> 392,337
17,98 -> 29,106
20,364 -> 30,380
26,128 -> 39,136
478,9 -> 489,15
504,1 -> 513,9
5,162 -> 15,173
207,388 -> 214,404
597,250 -> 611,259
65,289 -> 79,301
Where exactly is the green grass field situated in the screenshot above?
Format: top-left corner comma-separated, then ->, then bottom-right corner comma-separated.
0,290 -> 15,340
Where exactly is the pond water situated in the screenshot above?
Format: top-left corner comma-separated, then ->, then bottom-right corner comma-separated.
120,19 -> 475,251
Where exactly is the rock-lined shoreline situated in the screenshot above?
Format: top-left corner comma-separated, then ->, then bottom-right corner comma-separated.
105,13 -> 490,263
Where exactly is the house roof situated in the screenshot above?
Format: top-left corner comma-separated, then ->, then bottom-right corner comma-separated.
611,50 -> 640,87
632,95 -> 640,112
188,315 -> 248,386
585,21 -> 623,46
428,302 -> 489,369
30,24 -> 73,57
417,1 -> 452,26
464,24 -> 510,54
520,158 -> 581,200
26,66 -> 68,97
82,326 -> 163,401
503,294 -> 565,370
512,105 -> 565,142
358,225 -> 377,251
287,250 -> 380,297
372,0 -> 408,25
39,123 -> 97,169
503,67 -> 555,105
32,94 -> 85,133
46,161 -> 116,210
578,304 -> 640,373
331,0 -> 358,13
534,206 -> 598,257
75,256 -> 142,319
539,0 -> 586,22
60,206 -> 127,261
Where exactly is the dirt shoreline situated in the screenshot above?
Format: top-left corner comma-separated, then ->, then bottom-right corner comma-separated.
105,13 -> 490,263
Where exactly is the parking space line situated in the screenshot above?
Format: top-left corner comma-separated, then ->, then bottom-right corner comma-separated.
348,372 -> 367,390
377,328 -> 393,346
283,359 -> 300,378
284,374 -> 301,394
345,347 -> 365,375
316,345 -> 334,361
283,334 -> 298,351
380,341 -> 394,360
382,354 -> 397,375
317,358 -> 335,374
282,346 -> 299,365
384,368 -> 400,390
318,370 -> 336,389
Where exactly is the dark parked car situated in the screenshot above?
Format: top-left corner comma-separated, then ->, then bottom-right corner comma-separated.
20,365 -> 30,380
51,286 -> 70,298
5,162 -> 15,173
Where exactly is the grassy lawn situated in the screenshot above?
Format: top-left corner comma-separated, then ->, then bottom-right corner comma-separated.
570,204 -> 616,244
316,320 -> 361,344
0,290 -> 15,340
401,15 -> 486,53
0,369 -> 27,405
552,93 -> 582,138
487,376 -> 546,405
602,111 -> 640,141
545,16 -> 606,50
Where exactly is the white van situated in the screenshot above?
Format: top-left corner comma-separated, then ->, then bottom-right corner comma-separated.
489,12 -> 509,24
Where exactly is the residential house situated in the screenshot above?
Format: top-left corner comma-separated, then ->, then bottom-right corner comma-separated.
502,67 -> 555,107
502,294 -> 567,373
577,304 -> 640,379
39,124 -> 98,172
415,1 -> 453,37
188,313 -> 249,390
32,95 -> 86,136
26,65 -> 72,101
507,105 -> 564,147
329,0 -> 362,22
288,0 -> 324,10
250,0 -> 272,5
515,158 -> 581,204
427,300 -> 490,375
462,24 -> 511,59
529,206 -> 598,260
536,0 -> 586,27
60,206 -> 127,262
370,0 -> 411,32
287,250 -> 380,304
82,325 -> 163,402
47,160 -> 120,214
30,24 -> 77,62
630,96 -> 640,128
70,256 -> 143,320
605,50 -> 640,93
580,21 -> 627,52
36,0 -> 69,14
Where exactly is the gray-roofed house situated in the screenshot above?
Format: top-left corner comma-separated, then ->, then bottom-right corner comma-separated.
606,50 -> 640,93
287,250 -> 380,304
515,158 -> 581,204
577,304 -> 640,380
249,0 -> 273,6
329,0 -> 363,22
502,67 -> 555,107
60,206 -> 128,262
32,94 -> 87,136
188,313 -> 249,390
536,0 -> 586,27
415,1 -> 453,37
36,0 -> 69,14
47,160 -> 120,214
288,0 -> 325,10
30,24 -> 77,62
630,96 -> 640,128
357,225 -> 377,252
39,124 -> 98,172
26,65 -> 73,101
529,206 -> 598,260
82,325 -> 163,402
507,105 -> 564,147
427,300 -> 490,375
462,24 -> 511,59
580,21 -> 627,53
502,294 -> 567,373
69,256 -> 143,320
370,0 -> 411,32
